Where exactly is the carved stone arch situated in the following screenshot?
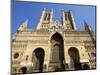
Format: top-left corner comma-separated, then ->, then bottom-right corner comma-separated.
68,47 -> 82,70
20,66 -> 27,74
49,32 -> 65,71
49,32 -> 64,41
32,48 -> 45,72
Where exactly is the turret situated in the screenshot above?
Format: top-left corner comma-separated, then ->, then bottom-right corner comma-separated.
84,21 -> 93,32
37,8 -> 53,29
18,19 -> 28,31
84,21 -> 95,47
62,10 -> 76,30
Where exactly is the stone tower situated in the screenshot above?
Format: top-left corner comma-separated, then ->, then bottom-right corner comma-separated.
37,8 -> 53,29
12,8 -> 96,74
62,10 -> 76,30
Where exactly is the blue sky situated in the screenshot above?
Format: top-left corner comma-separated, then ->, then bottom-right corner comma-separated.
12,1 -> 96,34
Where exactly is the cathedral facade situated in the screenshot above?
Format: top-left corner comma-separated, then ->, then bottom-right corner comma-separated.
12,8 -> 96,74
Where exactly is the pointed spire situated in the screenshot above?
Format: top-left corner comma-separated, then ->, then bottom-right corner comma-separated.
68,10 -> 77,30
84,20 -> 92,32
84,21 -> 95,47
50,8 -> 53,22
18,19 -> 28,31
84,20 -> 88,30
43,8 -> 46,14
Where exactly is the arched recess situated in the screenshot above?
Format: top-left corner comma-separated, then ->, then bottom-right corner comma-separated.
50,32 -> 65,71
32,48 -> 45,72
20,66 -> 27,74
83,64 -> 90,70
68,47 -> 82,70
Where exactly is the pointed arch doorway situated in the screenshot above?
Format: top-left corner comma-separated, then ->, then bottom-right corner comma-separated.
68,47 -> 82,70
49,32 -> 65,71
32,48 -> 45,72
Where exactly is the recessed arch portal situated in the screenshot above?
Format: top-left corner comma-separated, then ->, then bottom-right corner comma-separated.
32,48 -> 45,72
50,32 -> 65,71
20,66 -> 27,74
68,47 -> 82,70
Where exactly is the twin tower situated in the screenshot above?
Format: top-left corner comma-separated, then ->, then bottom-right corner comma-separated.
18,8 -> 92,32
37,8 -> 76,30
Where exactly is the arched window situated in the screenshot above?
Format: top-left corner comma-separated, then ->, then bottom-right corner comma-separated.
68,47 -> 82,70
32,48 -> 45,72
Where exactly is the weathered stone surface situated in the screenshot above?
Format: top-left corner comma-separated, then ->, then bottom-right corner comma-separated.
12,9 -> 96,74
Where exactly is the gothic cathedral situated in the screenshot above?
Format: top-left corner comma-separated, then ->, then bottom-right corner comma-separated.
12,8 -> 96,74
